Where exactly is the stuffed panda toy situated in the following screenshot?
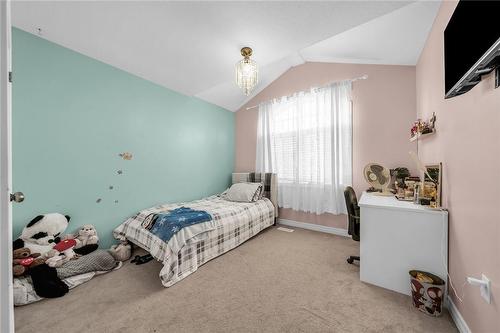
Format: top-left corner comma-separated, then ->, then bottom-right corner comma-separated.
13,213 -> 71,299
13,213 -> 70,256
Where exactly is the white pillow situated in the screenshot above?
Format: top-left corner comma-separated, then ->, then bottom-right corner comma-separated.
222,183 -> 263,203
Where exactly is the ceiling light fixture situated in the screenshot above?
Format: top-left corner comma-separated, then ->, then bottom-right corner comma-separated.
235,47 -> 258,96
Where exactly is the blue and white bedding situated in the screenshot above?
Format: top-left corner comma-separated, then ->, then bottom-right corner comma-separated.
143,207 -> 212,243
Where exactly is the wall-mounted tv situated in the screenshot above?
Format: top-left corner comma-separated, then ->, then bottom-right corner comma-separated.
444,1 -> 500,98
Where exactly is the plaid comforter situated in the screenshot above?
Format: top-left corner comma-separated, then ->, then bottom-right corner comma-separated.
113,195 -> 275,287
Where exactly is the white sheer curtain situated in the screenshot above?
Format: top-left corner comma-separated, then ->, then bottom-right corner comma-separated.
256,80 -> 352,215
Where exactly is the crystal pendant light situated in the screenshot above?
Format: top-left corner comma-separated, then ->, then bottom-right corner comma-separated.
235,47 -> 258,96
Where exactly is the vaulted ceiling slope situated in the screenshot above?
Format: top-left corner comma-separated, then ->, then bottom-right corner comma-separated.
12,1 -> 440,111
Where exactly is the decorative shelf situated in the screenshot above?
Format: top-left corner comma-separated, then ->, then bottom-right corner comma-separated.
410,129 -> 435,142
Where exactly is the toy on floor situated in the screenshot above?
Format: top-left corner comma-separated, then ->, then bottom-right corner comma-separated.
13,213 -> 70,256
12,247 -> 45,277
45,239 -> 78,268
108,241 -> 132,262
74,224 -> 99,248
14,250 -> 121,305
63,224 -> 100,255
29,264 -> 68,298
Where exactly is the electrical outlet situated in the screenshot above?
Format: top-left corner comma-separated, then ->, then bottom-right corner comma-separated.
467,274 -> 491,304
480,274 -> 491,304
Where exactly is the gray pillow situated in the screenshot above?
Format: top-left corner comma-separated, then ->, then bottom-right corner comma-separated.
222,183 -> 263,202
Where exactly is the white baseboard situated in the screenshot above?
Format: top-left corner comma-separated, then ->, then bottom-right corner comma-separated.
278,218 -> 349,237
447,296 -> 471,333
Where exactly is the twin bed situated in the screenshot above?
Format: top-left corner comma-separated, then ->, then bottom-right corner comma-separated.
113,172 -> 278,287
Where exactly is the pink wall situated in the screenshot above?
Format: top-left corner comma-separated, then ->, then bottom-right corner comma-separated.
235,62 -> 417,229
416,2 -> 500,331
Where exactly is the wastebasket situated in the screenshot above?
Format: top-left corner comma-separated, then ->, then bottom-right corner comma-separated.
409,270 -> 445,316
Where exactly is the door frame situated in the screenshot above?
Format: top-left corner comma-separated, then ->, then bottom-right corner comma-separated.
0,0 -> 14,332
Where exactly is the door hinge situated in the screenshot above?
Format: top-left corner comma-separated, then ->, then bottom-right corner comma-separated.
8,71 -> 12,83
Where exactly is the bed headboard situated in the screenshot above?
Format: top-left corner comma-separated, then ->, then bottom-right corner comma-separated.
232,172 -> 278,217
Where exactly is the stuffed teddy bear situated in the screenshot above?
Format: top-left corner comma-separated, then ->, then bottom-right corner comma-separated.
108,241 -> 132,262
73,224 -> 99,249
13,213 -> 70,256
12,247 -> 45,277
62,224 -> 99,255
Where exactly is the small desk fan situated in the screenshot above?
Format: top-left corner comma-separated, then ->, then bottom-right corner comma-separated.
363,163 -> 393,196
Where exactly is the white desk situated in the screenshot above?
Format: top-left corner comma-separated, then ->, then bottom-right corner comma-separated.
359,192 -> 448,295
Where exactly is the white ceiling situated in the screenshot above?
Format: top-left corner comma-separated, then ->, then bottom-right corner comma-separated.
12,1 -> 440,111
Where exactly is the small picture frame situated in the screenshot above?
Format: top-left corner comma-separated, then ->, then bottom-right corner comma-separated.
424,163 -> 442,208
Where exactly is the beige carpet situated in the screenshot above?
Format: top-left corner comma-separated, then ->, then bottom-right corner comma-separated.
15,226 -> 457,333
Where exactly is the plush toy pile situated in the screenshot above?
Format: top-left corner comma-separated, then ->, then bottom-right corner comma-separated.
13,247 -> 45,276
13,213 -> 132,303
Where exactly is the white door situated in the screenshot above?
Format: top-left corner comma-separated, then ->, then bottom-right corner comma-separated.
1,1 -> 16,332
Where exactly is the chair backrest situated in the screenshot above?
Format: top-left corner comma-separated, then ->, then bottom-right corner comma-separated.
344,186 -> 360,241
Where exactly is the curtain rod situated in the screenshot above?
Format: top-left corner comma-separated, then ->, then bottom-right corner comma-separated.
245,74 -> 368,110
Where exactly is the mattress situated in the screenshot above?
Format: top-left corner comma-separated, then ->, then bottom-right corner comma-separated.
113,195 -> 275,287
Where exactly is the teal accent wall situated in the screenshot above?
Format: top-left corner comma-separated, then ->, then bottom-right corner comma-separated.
11,28 -> 234,247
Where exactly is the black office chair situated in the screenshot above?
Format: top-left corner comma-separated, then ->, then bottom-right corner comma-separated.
344,186 -> 360,264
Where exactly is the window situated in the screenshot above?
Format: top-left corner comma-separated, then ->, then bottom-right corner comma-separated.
256,81 -> 352,215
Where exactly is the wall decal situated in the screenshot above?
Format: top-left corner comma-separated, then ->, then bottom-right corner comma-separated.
118,152 -> 133,160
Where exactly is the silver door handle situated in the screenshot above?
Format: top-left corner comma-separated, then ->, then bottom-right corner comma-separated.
10,192 -> 24,203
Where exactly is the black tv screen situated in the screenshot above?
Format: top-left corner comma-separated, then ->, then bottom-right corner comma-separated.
444,1 -> 500,97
